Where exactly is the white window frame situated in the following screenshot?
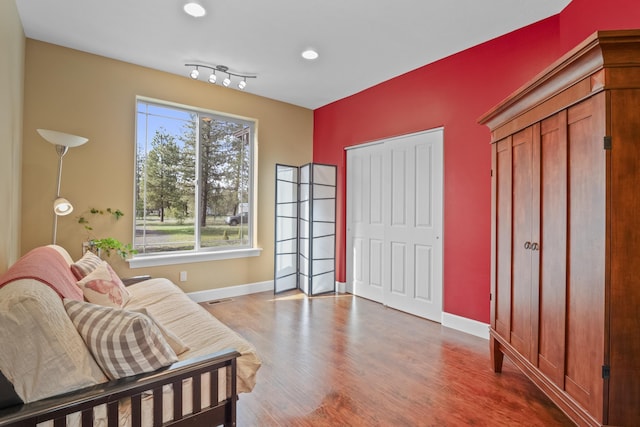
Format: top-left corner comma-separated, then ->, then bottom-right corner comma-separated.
129,97 -> 261,268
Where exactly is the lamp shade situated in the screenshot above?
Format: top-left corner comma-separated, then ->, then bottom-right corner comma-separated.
37,129 -> 88,147
53,197 -> 74,216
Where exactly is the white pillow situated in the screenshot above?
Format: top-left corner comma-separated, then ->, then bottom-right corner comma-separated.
64,299 -> 178,380
0,281 -> 107,402
76,261 -> 131,308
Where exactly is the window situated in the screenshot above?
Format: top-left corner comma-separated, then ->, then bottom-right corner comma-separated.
134,99 -> 255,258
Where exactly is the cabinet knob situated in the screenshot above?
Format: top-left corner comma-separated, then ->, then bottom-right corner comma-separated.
524,241 -> 531,250
531,242 -> 539,251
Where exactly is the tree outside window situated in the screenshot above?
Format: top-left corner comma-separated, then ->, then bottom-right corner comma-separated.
135,99 -> 254,254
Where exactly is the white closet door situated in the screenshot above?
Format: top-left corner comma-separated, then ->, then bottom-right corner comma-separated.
346,129 -> 443,322
384,131 -> 443,321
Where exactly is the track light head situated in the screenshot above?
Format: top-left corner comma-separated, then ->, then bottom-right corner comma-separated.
190,67 -> 199,79
223,74 -> 231,87
208,72 -> 217,83
238,79 -> 247,90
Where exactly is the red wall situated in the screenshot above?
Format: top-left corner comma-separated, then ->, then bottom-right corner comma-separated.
312,0 -> 640,323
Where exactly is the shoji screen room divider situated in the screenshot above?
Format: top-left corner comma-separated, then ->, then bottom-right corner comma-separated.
274,163 -> 336,296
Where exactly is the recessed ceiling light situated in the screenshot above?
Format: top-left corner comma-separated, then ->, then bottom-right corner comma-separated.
302,49 -> 319,60
184,2 -> 206,18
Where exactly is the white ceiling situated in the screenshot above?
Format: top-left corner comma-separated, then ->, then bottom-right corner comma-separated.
15,0 -> 571,110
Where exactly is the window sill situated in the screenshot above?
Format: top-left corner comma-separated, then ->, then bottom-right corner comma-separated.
127,248 -> 263,269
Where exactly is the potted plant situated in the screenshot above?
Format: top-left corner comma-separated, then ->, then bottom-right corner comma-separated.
77,208 -> 137,259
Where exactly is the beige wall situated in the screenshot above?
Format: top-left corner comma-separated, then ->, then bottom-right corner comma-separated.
0,1 -> 25,274
22,40 -> 313,292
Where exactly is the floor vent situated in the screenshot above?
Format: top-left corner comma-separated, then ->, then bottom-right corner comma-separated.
206,298 -> 233,305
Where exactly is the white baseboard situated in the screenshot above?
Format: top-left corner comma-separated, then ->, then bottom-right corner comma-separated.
344,281 -> 354,294
341,284 -> 488,340
188,280 -> 273,303
188,281 -> 489,340
441,312 -> 489,340
190,280 -> 348,302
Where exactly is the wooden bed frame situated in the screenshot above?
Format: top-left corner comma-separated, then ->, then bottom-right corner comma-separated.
0,349 -> 240,427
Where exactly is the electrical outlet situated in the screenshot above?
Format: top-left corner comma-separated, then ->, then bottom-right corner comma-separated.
179,271 -> 187,282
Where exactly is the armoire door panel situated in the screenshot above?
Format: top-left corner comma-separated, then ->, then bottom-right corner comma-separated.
510,127 -> 534,359
494,139 -> 512,338
565,95 -> 605,419
537,111 -> 568,387
608,89 -> 640,425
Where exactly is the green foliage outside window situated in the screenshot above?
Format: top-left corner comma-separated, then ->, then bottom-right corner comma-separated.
135,100 -> 253,254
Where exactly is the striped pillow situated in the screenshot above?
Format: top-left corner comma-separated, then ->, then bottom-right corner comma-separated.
64,299 -> 178,380
130,307 -> 190,355
71,251 -> 103,280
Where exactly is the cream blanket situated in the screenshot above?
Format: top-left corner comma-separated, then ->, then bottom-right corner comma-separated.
124,277 -> 261,394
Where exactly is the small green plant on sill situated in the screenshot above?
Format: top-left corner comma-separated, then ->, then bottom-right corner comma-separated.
89,237 -> 137,259
77,208 -> 137,259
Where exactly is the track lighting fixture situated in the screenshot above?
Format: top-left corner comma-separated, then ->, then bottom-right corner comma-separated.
185,63 -> 257,90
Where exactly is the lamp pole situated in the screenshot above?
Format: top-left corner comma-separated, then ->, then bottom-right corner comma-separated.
52,145 -> 69,245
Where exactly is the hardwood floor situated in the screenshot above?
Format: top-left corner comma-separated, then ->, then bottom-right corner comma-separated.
203,291 -> 573,426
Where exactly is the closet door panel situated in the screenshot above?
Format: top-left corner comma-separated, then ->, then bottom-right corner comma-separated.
510,127 -> 534,359
537,111 -> 568,387
565,95 -> 606,420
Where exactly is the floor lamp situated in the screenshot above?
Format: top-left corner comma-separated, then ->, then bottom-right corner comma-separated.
37,129 -> 89,244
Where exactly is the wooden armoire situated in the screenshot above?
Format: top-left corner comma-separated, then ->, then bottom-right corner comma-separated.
479,30 -> 640,426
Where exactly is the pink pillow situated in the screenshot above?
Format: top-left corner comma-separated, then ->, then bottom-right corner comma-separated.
76,262 -> 130,308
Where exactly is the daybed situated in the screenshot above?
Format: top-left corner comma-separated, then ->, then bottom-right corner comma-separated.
0,245 -> 261,427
